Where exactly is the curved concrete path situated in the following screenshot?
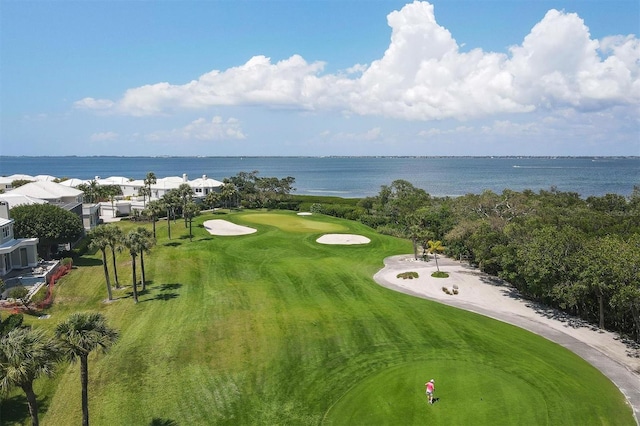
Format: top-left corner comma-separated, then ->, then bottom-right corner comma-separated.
374,254 -> 640,425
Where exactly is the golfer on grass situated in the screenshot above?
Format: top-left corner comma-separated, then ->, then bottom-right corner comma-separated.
425,379 -> 435,404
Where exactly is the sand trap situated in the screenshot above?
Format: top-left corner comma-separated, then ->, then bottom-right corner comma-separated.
297,212 -> 312,216
203,219 -> 257,236
316,234 -> 370,245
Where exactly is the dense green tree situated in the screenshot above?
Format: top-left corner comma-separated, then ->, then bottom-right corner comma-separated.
11,204 -> 84,259
227,171 -> 259,207
55,312 -> 118,426
0,327 -> 63,426
575,235 -> 630,330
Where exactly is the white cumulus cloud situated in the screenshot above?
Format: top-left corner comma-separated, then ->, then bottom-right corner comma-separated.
75,1 -> 639,122
146,116 -> 246,142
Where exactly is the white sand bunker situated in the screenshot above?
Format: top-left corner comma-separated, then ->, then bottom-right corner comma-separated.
203,220 -> 257,236
297,212 -> 312,216
316,234 -> 371,245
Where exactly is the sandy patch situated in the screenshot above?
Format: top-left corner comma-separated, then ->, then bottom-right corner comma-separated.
316,234 -> 370,245
203,219 -> 257,236
297,212 -> 312,216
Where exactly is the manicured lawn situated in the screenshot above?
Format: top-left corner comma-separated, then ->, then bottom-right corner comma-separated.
2,211 -> 633,425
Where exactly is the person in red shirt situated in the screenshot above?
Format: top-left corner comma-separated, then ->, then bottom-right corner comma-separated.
425,379 -> 435,404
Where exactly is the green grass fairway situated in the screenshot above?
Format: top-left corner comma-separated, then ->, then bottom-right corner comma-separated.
2,211 -> 633,425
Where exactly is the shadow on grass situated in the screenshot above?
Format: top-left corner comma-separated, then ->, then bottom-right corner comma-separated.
0,394 -> 50,425
159,283 -> 182,291
139,283 -> 183,303
164,242 -> 181,247
153,293 -> 179,301
73,257 -> 102,267
149,418 -> 178,426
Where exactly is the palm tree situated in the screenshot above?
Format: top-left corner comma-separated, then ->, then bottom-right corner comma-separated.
161,190 -> 180,240
177,183 -> 194,227
0,327 -> 62,426
143,172 -> 157,207
123,230 -> 141,303
102,185 -> 122,218
55,312 -> 118,426
137,186 -> 151,207
183,201 -> 200,242
88,226 -> 113,301
145,199 -> 164,239
78,180 -> 100,204
105,226 -> 124,289
221,181 -> 238,209
134,227 -> 155,291
427,240 -> 445,271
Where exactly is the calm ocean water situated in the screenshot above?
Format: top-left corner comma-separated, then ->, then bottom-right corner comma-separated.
0,156 -> 638,198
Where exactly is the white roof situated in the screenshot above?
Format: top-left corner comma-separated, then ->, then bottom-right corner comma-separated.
9,181 -> 83,200
34,174 -> 58,182
100,176 -> 134,185
190,175 -> 224,188
57,178 -> 87,187
8,174 -> 36,181
153,177 -> 185,190
0,217 -> 11,227
0,193 -> 48,208
0,174 -> 36,185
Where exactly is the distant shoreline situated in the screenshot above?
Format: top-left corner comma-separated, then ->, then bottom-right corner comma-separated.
2,155 -> 639,159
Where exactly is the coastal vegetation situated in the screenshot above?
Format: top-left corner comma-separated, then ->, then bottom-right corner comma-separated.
0,210 -> 634,424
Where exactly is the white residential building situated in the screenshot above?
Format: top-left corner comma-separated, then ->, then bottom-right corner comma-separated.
0,202 -> 39,277
9,181 -> 84,204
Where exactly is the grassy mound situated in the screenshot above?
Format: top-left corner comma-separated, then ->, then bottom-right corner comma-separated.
431,271 -> 449,278
4,211 -> 633,425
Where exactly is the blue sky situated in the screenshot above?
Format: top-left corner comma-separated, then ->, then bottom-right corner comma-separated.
1,0 -> 638,157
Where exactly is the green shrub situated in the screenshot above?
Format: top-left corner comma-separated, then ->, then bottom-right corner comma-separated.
397,271 -> 419,279
8,286 -> 28,300
432,271 -> 449,278
0,313 -> 24,335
